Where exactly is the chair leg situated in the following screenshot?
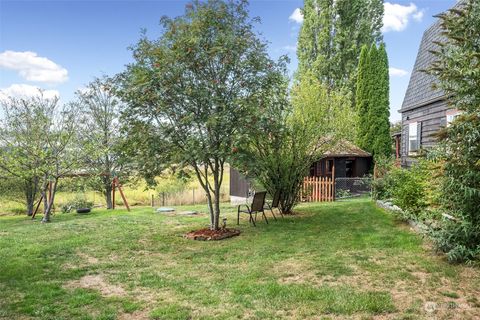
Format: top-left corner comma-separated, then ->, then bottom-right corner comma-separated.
262,210 -> 269,224
270,208 -> 277,221
249,214 -> 256,227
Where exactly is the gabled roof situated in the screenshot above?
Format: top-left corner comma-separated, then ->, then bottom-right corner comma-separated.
400,19 -> 446,112
321,139 -> 371,158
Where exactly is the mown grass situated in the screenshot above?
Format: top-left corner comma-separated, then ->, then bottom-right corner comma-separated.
0,198 -> 478,319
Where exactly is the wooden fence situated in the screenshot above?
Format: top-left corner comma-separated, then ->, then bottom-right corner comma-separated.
301,176 -> 334,202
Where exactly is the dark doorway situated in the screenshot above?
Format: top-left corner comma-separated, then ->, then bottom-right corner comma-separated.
345,160 -> 355,178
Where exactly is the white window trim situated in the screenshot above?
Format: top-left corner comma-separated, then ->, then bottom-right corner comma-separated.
408,122 -> 418,155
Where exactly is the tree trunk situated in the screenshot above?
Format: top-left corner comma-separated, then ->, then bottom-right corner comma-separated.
24,177 -> 38,216
104,178 -> 113,209
205,190 -> 215,229
41,178 -> 58,223
212,163 -> 221,230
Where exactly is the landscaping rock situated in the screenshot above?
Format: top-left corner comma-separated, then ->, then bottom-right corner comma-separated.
156,207 -> 175,213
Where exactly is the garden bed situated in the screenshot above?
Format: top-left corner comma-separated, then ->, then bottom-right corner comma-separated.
185,228 -> 240,241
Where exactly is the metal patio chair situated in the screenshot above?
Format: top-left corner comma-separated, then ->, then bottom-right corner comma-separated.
265,190 -> 284,220
237,191 -> 268,227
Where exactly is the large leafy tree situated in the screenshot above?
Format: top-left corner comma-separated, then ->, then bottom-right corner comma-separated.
428,0 -> 480,262
117,0 -> 285,230
297,0 -> 383,92
76,77 -> 125,209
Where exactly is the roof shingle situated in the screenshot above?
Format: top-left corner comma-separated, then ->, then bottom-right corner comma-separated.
400,19 -> 446,112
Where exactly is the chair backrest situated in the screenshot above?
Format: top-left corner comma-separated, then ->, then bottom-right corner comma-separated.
271,190 -> 281,208
250,191 -> 267,212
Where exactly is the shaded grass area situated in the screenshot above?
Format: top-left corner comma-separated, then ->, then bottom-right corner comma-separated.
0,198 -> 479,319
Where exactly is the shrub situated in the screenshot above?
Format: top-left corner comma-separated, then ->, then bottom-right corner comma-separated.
429,219 -> 480,263
373,160 -> 437,221
61,196 -> 94,213
389,165 -> 428,216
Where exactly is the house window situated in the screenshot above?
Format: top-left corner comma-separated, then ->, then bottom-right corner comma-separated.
408,122 -> 418,154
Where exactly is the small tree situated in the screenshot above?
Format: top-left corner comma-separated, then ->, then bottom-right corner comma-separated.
235,72 -> 355,214
0,94 -> 54,215
117,0 -> 284,230
76,77 -> 125,209
0,93 -> 79,221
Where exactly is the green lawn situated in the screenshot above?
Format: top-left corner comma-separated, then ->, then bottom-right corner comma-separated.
0,198 -> 479,319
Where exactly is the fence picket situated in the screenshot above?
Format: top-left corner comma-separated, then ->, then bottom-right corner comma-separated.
301,176 -> 334,203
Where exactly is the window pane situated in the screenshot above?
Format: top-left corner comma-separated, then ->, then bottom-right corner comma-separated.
409,122 -> 417,137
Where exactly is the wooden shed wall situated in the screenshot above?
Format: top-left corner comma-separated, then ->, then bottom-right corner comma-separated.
229,167 -> 250,198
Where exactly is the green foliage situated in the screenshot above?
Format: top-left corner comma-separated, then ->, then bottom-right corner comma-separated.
389,165 -> 428,218
235,72 -> 354,213
117,0 -> 285,229
356,43 -> 390,158
427,0 -> 480,262
0,94 -> 80,221
355,45 -> 370,151
61,196 -> 94,213
373,160 -> 437,221
76,76 -> 126,209
429,220 -> 480,263
297,0 -> 383,93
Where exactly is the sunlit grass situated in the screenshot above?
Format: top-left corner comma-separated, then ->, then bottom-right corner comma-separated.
1,198 -> 478,319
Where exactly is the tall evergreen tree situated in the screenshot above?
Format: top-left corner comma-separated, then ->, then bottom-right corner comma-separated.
297,0 -> 383,93
363,44 -> 378,152
372,43 -> 391,158
356,43 -> 391,158
355,45 -> 370,150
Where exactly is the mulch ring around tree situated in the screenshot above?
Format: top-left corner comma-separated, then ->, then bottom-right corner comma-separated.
185,228 -> 241,241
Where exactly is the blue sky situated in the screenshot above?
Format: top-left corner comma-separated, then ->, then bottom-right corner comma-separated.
0,0 -> 456,122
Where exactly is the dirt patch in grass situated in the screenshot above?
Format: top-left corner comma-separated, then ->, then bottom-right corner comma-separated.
185,228 -> 240,241
117,310 -> 149,320
76,251 -> 99,264
64,274 -> 126,297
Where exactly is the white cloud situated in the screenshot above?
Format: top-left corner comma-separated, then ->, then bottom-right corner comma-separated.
383,2 -> 425,33
289,8 -> 303,24
0,50 -> 68,84
389,67 -> 409,77
0,84 -> 60,101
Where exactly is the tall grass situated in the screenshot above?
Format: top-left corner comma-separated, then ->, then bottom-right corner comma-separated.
0,167 -> 231,215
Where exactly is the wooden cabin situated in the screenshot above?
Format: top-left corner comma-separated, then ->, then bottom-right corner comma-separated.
308,140 -> 372,179
399,12 -> 461,167
229,140 -> 372,204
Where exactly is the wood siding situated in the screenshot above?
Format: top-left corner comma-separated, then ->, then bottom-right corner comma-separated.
401,99 -> 448,167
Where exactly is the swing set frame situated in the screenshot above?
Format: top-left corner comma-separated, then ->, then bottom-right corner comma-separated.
31,173 -> 130,220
